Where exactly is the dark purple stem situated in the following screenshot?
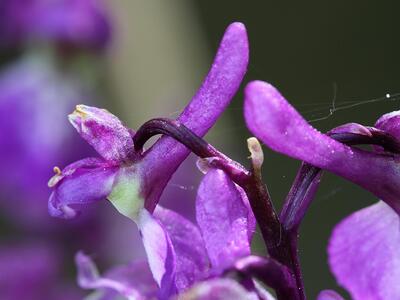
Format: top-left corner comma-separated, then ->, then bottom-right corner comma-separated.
278,127 -> 400,300
281,128 -> 400,232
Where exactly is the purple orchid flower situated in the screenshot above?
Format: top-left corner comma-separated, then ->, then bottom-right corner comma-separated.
244,80 -> 400,299
48,22 -> 249,221
0,243 -> 83,300
74,168 -> 276,299
0,0 -> 111,50
76,166 -> 341,299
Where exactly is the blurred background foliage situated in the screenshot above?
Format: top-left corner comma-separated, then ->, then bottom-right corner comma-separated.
1,0 -> 399,298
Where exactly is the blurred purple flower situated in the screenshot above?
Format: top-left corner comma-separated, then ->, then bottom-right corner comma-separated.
243,80 -> 400,299
0,54 -> 94,226
0,243 -> 83,300
0,0 -> 111,50
48,22 -> 249,221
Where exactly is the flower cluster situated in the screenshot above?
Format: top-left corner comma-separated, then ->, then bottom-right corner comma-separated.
48,22 -> 400,300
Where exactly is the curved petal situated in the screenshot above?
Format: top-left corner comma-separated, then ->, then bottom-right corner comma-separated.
232,255 -> 296,300
137,209 -> 177,298
196,169 -> 255,272
375,110 -> 400,141
154,206 -> 209,291
142,22 -> 249,212
328,201 -> 400,300
328,123 -> 372,137
317,290 -> 345,300
76,252 -> 157,300
48,157 -> 118,219
69,105 -> 135,162
244,80 -> 400,213
178,278 -> 259,300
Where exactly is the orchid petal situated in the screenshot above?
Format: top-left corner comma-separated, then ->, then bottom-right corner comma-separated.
232,255 -> 297,299
244,80 -> 400,213
375,110 -> 400,141
178,278 -> 259,300
142,22 -> 249,212
137,209 -> 177,297
317,290 -> 345,300
48,157 -> 118,219
328,123 -> 372,136
69,105 -> 134,162
76,252 -> 157,300
328,201 -> 400,300
196,169 -> 255,272
154,206 -> 209,291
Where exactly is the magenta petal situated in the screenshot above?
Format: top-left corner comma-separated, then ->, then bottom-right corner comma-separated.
196,169 -> 255,272
75,252 -> 157,300
244,80 -> 400,213
142,22 -> 249,211
328,201 -> 400,300
177,22 -> 249,136
375,110 -> 400,141
328,123 -> 372,136
69,105 -> 134,162
48,158 -> 118,219
317,290 -> 345,300
137,209 -> 177,297
179,278 -> 260,300
154,206 -> 209,291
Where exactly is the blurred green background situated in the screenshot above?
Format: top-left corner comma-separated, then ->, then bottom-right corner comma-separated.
106,1 -> 400,298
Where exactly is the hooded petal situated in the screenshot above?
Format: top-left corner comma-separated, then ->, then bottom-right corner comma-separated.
154,206 -> 209,290
76,252 -> 158,300
196,169 -> 255,272
142,22 -> 249,212
317,290 -> 345,300
69,105 -> 135,162
328,201 -> 400,300
177,278 -> 260,300
48,157 -> 118,218
244,80 -> 400,213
